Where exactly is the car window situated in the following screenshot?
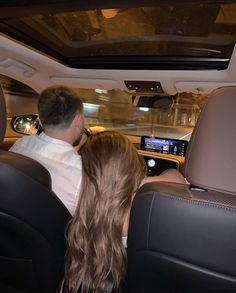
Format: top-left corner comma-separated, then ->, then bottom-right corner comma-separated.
73,88 -> 208,141
1,2 -> 236,70
0,75 -> 39,138
1,75 -> 208,141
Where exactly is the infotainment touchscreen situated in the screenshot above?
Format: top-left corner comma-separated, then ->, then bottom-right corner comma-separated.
140,136 -> 188,156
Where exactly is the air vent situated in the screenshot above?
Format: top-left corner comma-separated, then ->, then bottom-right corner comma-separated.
125,81 -> 164,94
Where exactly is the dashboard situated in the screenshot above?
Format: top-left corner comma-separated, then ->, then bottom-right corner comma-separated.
140,136 -> 188,156
137,136 -> 187,176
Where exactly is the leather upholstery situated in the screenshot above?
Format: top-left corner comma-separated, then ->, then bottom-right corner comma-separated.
184,87 -> 236,194
0,150 -> 71,292
127,87 -> 236,292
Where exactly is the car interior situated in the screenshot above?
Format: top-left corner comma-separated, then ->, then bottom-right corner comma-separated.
0,0 -> 236,292
127,87 -> 236,292
0,84 -> 71,292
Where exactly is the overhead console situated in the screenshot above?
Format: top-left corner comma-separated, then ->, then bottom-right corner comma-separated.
125,81 -> 164,94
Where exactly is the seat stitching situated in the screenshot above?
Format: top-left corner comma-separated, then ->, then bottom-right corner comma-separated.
156,192 -> 236,212
146,193 -> 155,248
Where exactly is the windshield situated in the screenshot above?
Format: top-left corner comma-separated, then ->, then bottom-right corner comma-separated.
2,75 -> 208,141
73,88 -> 207,141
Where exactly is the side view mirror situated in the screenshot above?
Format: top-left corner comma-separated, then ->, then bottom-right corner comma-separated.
10,114 -> 40,135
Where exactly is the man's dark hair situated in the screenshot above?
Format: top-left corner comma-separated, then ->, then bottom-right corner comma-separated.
38,86 -> 83,129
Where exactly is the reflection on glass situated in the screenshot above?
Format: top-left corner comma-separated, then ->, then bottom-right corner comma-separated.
3,3 -> 236,58
12,115 -> 39,135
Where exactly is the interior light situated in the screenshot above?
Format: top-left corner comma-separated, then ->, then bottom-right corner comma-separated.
83,103 -> 100,115
101,9 -> 118,19
98,95 -> 110,102
95,89 -> 108,94
25,123 -> 31,132
139,107 -> 149,112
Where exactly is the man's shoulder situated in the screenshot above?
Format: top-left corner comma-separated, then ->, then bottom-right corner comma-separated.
10,135 -> 38,151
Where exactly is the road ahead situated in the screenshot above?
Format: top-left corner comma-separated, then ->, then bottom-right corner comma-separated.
89,123 -> 193,141
6,119 -> 193,142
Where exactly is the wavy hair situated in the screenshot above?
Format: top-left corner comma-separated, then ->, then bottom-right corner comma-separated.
64,131 -> 146,293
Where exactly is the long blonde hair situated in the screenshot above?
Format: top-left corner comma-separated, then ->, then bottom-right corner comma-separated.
64,131 -> 146,293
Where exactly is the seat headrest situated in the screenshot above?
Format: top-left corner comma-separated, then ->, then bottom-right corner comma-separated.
184,87 -> 236,195
0,150 -> 51,188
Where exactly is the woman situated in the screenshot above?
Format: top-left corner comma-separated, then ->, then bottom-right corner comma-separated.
64,131 -> 147,293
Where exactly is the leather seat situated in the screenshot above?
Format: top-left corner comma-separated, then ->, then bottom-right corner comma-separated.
0,85 -> 71,292
126,87 -> 236,292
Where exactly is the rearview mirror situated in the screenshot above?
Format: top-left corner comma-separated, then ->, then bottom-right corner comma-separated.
132,94 -> 176,110
11,114 -> 40,135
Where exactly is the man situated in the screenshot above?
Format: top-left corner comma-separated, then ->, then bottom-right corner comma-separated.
10,85 -> 85,215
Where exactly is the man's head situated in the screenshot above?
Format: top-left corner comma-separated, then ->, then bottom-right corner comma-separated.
38,86 -> 84,144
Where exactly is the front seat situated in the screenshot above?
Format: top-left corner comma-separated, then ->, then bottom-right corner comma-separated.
0,85 -> 71,292
126,87 -> 236,292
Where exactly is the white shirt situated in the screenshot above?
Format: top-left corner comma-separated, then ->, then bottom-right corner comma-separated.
9,133 -> 82,215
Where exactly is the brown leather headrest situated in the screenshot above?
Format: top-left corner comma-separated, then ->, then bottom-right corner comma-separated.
184,87 -> 236,195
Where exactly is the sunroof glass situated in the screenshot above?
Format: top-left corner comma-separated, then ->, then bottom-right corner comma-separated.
1,2 -> 236,69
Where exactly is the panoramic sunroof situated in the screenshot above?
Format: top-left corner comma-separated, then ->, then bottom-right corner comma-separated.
1,2 -> 236,69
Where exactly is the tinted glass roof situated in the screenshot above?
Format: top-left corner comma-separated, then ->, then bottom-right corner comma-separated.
1,1 -> 236,69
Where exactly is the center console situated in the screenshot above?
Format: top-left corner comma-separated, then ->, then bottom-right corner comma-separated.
139,136 -> 188,176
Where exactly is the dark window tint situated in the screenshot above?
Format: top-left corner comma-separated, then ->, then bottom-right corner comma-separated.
1,2 -> 236,68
